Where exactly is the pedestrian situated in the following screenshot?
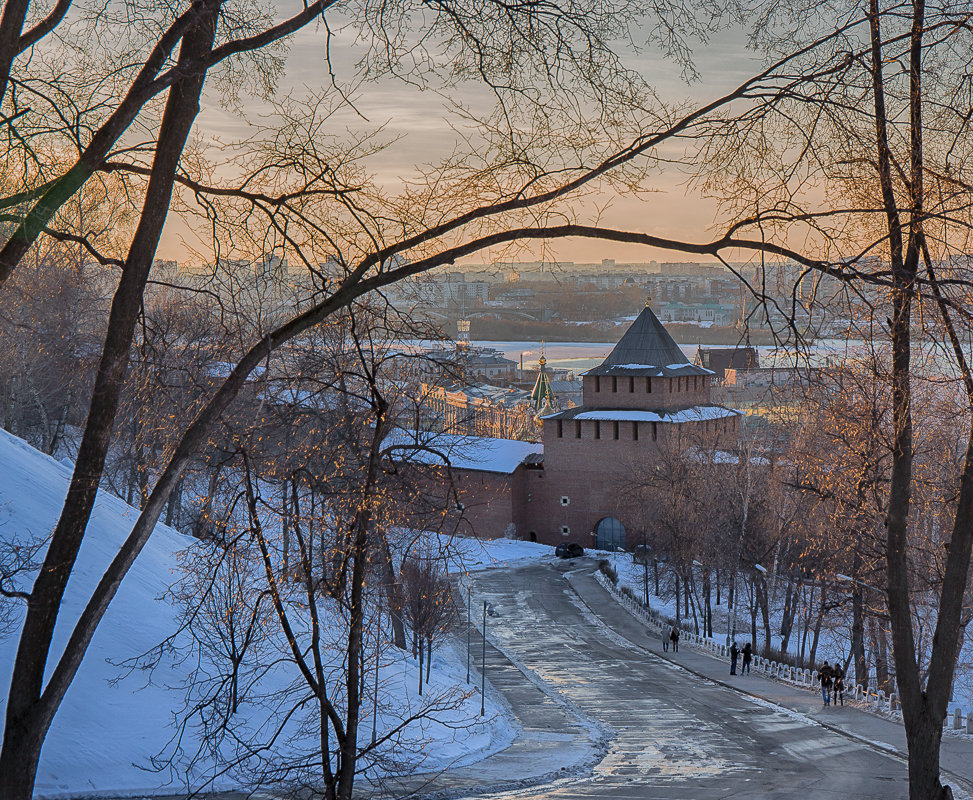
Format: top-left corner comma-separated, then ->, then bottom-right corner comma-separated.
662,627 -> 668,652
817,661 -> 834,706
742,642 -> 752,675
832,664 -> 845,706
730,641 -> 739,675
670,625 -> 680,653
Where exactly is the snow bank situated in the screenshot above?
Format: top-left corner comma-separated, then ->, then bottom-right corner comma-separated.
0,430 -> 523,798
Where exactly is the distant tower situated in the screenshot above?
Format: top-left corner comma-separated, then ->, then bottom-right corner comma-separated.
530,344 -> 558,411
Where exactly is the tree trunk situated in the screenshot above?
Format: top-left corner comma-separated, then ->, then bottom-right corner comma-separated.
674,571 -> 681,627
808,584 -> 826,667
0,7 -> 221,796
870,616 -> 891,694
780,579 -> 795,652
418,639 -> 424,695
703,572 -> 712,638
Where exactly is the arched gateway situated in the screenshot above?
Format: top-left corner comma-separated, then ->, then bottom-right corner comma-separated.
595,517 -> 626,551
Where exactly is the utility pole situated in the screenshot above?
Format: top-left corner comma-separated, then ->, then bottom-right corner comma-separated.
466,585 -> 471,684
371,595 -> 381,746
480,600 -> 487,716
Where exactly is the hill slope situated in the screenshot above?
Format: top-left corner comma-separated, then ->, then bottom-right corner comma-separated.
0,430 -> 518,797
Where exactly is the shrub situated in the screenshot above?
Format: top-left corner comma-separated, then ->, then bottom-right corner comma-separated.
598,559 -> 618,585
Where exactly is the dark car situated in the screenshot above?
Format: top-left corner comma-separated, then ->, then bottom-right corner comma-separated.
555,542 -> 584,559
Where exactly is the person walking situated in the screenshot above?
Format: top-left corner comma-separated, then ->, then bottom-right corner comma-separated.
832,664 -> 845,706
662,627 -> 669,652
670,625 -> 680,653
742,642 -> 752,674
730,642 -> 739,675
817,661 -> 834,706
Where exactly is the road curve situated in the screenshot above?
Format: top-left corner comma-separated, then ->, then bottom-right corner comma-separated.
461,561 -> 909,800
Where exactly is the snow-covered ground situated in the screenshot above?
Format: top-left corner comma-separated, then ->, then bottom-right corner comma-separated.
0,430 -> 551,799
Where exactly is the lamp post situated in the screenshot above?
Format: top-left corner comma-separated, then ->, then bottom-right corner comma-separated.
371,594 -> 381,746
466,584 -> 471,684
480,600 -> 487,716
836,573 -> 884,594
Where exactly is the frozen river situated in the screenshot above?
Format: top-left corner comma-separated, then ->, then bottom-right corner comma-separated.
472,340 -> 855,374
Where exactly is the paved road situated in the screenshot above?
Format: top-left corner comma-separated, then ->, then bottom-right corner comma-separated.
451,560 -> 913,800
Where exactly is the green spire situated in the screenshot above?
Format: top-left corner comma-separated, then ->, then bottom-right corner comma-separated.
530,344 -> 558,411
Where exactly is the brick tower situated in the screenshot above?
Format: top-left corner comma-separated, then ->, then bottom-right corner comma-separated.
519,303 -> 740,548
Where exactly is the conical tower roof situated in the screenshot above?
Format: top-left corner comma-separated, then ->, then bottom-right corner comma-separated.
587,303 -> 711,377
530,350 -> 559,410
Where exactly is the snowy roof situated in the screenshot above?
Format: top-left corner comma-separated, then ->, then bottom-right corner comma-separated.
539,405 -> 741,424
585,305 -> 712,377
383,428 -> 543,474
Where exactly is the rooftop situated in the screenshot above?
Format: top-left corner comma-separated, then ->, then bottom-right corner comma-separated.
383,428 -> 542,474
585,304 -> 712,378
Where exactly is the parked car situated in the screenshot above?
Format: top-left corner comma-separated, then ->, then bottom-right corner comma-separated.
555,542 -> 584,559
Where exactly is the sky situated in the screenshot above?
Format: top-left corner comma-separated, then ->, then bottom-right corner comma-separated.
160,14 -> 764,266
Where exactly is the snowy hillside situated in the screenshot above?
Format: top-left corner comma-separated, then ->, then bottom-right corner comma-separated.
0,430 -> 521,798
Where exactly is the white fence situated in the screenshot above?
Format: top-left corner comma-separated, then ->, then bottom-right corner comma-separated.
590,571 -> 973,730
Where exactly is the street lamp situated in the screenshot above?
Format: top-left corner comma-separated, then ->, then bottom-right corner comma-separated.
371,594 -> 381,746
480,600 -> 487,716
837,573 -> 885,595
466,584 -> 471,684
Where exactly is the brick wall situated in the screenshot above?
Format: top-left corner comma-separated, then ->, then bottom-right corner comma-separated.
525,413 -> 742,547
582,374 -> 712,410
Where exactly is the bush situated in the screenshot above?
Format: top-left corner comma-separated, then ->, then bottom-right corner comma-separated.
598,559 -> 618,585
619,584 -> 677,629
762,645 -> 806,670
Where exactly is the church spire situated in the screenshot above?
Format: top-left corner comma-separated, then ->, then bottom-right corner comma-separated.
530,343 -> 558,411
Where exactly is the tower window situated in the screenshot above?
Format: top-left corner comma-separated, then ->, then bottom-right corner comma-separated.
652,421 -> 658,441
594,421 -> 601,439
595,376 -> 601,392
561,526 -> 571,536
557,420 -> 563,438
629,377 -> 634,393
612,376 -> 618,393
560,496 -> 570,506
633,422 -> 639,441
613,421 -> 619,440
575,421 -> 582,438
646,377 -> 652,393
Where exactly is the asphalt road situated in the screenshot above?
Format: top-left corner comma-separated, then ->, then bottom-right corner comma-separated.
463,561 -> 911,800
